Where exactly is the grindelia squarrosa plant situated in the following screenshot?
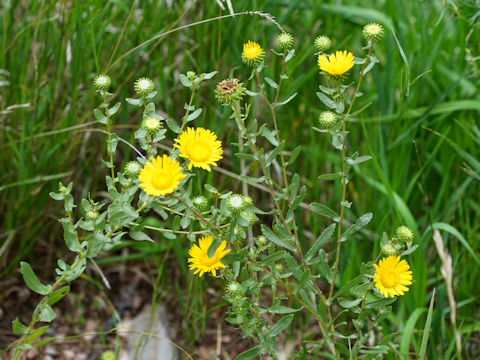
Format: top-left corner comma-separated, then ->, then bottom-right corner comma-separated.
9,19 -> 421,359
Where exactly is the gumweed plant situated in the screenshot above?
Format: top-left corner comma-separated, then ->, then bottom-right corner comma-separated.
9,21 -> 419,359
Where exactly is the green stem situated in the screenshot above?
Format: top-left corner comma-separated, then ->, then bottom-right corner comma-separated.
328,43 -> 374,302
179,86 -> 197,134
102,91 -> 115,180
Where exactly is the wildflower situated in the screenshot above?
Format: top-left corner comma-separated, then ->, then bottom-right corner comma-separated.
314,35 -> 332,52
374,256 -> 413,298
381,242 -> 398,256
396,225 -> 414,248
142,116 -> 162,136
240,209 -> 258,226
226,194 -> 246,213
226,281 -> 242,295
241,195 -> 253,207
85,210 -> 99,221
134,77 -> 155,97
138,155 -> 185,196
188,236 -> 230,277
215,78 -> 246,106
319,111 -> 338,129
101,351 -> 116,360
123,161 -> 142,178
192,195 -> 209,211
174,127 -> 223,171
276,32 -> 294,50
363,23 -> 385,41
186,71 -> 196,81
255,235 -> 267,246
318,50 -> 355,76
93,74 -> 112,91
242,40 -> 265,67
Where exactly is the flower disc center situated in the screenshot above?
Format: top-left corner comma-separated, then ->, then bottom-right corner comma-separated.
152,170 -> 174,190
380,270 -> 400,288
188,142 -> 211,162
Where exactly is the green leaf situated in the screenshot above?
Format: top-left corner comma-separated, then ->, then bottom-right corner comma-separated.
49,192 -> 63,201
58,217 -> 81,253
47,286 -> 70,306
108,102 -> 121,116
129,230 -> 153,242
20,262 -> 51,295
264,77 -> 278,89
346,155 -> 372,165
25,325 -> 49,343
316,92 -> 336,109
338,297 -> 362,309
259,251 -> 286,265
305,224 -> 336,262
38,304 -> 57,322
108,203 -> 139,227
341,213 -> 373,241
235,345 -> 263,360
202,70 -> 217,80
126,97 -> 142,106
286,185 -> 306,222
310,203 -> 340,221
285,49 -> 295,62
179,74 -> 192,88
93,109 -> 107,124
186,108 -> 202,122
261,225 -> 296,252
269,304 -> 303,314
419,289 -> 436,360
166,119 -> 180,133
276,92 -> 297,106
318,172 -> 343,181
265,140 -> 285,167
270,315 -> 293,336
12,318 -> 28,335
287,146 -> 302,165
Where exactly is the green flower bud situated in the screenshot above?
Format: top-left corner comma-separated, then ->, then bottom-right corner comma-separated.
314,35 -> 331,52
134,77 -> 155,97
242,195 -> 253,207
363,23 -> 385,41
186,71 -> 196,81
276,32 -> 294,50
124,161 -> 142,178
396,225 -> 414,247
192,195 -> 209,212
59,185 -> 68,194
255,235 -> 267,246
319,111 -> 338,129
141,116 -> 162,136
381,242 -> 398,256
226,281 -> 242,295
85,210 -> 99,221
240,209 -> 258,226
226,194 -> 247,214
101,351 -> 116,360
215,78 -> 246,106
93,74 -> 112,91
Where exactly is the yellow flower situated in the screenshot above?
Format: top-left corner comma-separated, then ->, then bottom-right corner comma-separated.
243,40 -> 261,59
374,256 -> 413,298
317,50 -> 355,76
138,154 -> 185,196
242,41 -> 265,67
188,236 -> 230,277
174,127 -> 223,171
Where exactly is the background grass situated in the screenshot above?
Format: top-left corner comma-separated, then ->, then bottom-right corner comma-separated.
1,0 -> 480,358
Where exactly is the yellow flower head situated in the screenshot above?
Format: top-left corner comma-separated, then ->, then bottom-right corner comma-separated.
243,40 -> 262,59
317,50 -> 355,76
242,41 -> 265,67
138,154 -> 186,196
188,236 -> 230,277
174,127 -> 223,171
374,256 -> 413,298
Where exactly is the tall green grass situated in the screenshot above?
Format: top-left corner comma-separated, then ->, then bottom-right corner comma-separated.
1,0 -> 479,357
